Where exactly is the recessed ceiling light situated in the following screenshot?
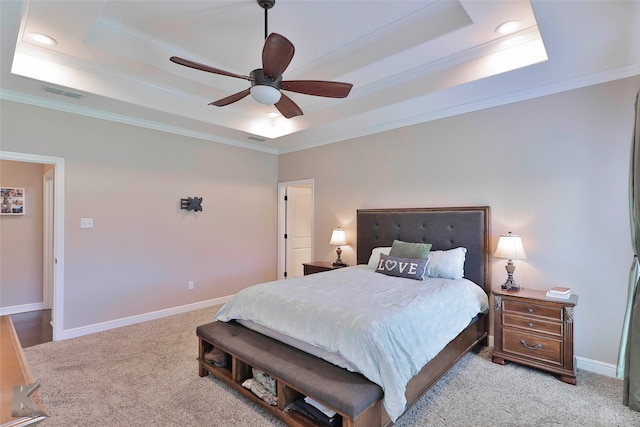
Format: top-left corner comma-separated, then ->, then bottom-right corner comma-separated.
267,112 -> 280,118
30,33 -> 57,46
496,21 -> 521,35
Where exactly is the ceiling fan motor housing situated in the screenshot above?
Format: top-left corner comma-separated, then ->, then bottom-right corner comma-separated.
250,69 -> 282,90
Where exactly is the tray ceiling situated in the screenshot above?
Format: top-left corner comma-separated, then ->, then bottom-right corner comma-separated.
1,1 -> 639,154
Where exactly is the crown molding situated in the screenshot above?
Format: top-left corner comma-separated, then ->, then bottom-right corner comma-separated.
0,89 -> 278,155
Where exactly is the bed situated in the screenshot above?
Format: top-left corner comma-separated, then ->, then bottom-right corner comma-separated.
198,206 -> 491,426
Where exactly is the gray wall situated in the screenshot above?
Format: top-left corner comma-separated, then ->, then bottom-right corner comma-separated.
0,100 -> 278,329
279,76 -> 640,366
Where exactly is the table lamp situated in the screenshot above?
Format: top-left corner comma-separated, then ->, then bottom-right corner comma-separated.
329,228 -> 348,267
494,231 -> 527,291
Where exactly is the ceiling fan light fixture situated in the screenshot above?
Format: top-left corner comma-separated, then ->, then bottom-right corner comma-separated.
251,84 -> 281,105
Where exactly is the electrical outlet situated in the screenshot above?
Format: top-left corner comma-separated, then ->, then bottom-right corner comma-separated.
188,281 -> 194,290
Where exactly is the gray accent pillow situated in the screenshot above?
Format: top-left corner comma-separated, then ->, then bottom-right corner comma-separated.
389,240 -> 432,259
375,253 -> 428,280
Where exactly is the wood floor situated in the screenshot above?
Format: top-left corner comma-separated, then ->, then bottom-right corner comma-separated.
9,310 -> 52,348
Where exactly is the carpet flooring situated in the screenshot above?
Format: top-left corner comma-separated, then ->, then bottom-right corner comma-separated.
23,307 -> 640,426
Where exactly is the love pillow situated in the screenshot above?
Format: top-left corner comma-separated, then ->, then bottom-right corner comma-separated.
375,253 -> 428,280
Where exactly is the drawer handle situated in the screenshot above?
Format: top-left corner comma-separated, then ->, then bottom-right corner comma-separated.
528,308 -> 534,313
520,339 -> 542,351
527,322 -> 534,328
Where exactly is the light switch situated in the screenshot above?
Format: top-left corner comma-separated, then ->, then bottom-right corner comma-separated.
80,218 -> 93,229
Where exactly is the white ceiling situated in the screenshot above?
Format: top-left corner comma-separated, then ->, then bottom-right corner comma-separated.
1,1 -> 639,154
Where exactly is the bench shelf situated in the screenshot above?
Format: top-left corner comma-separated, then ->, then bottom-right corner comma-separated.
197,322 -> 383,427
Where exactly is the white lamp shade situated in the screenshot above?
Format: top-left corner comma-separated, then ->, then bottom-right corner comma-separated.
494,232 -> 527,260
250,85 -> 281,105
329,228 -> 348,246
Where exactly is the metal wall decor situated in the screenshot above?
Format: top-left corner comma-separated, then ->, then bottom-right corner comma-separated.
181,197 -> 203,212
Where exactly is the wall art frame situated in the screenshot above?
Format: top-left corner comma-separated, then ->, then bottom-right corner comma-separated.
1,187 -> 25,215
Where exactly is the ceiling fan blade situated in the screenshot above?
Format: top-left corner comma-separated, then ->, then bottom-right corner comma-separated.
209,89 -> 251,107
170,56 -> 252,81
281,80 -> 353,98
262,33 -> 295,80
275,93 -> 303,119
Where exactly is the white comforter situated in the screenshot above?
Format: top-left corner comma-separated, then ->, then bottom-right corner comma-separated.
215,265 -> 489,421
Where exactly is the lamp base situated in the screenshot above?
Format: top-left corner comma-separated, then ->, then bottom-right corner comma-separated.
333,246 -> 346,267
501,260 -> 521,291
501,279 -> 521,291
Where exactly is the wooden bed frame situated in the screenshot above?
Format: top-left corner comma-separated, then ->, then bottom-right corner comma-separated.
198,206 -> 491,426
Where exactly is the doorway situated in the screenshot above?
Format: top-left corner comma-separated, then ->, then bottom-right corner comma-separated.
277,179 -> 314,279
0,151 -> 65,341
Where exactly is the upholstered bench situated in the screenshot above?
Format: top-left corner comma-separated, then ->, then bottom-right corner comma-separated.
196,320 -> 384,427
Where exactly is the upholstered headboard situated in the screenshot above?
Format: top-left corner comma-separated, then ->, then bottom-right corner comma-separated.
356,207 -> 491,292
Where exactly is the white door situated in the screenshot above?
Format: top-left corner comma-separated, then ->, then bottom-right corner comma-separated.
277,180 -> 314,280
285,186 -> 312,278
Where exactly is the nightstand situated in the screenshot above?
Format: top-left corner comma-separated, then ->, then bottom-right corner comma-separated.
302,261 -> 346,275
492,288 -> 578,385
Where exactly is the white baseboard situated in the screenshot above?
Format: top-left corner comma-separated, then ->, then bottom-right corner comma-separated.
576,356 -> 617,378
487,335 -> 617,378
61,296 -> 233,340
0,302 -> 44,315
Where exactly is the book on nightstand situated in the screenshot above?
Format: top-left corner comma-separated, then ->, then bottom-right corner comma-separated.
546,286 -> 571,299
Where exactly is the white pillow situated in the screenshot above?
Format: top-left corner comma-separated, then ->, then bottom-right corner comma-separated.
367,247 -> 392,269
425,247 -> 467,280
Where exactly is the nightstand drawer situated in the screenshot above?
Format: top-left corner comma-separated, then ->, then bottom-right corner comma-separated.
503,314 -> 562,336
503,329 -> 562,365
503,300 -> 562,321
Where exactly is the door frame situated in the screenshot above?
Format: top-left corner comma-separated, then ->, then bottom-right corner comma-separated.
42,168 -> 54,309
277,179 -> 314,280
1,151 -> 65,341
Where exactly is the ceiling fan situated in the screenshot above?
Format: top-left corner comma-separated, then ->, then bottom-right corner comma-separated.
170,0 -> 353,119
